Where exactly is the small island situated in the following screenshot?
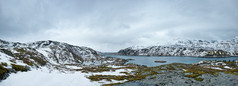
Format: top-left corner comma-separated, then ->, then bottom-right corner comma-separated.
154,60 -> 167,63
126,59 -> 134,61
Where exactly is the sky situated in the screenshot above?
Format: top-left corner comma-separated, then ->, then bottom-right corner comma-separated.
0,0 -> 238,52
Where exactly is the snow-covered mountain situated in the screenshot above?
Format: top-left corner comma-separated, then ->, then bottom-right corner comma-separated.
0,39 -> 103,65
118,36 -> 238,57
0,39 -> 105,80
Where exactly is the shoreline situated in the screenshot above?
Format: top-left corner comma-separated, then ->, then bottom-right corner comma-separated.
103,53 -> 238,58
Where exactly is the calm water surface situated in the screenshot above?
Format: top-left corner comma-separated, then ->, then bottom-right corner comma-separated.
104,55 -> 238,67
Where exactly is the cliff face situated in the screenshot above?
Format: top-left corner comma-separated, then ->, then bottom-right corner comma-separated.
118,37 -> 238,57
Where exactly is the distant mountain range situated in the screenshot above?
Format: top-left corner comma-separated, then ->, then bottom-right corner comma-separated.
118,36 -> 238,57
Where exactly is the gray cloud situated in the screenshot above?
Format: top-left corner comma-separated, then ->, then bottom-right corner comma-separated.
0,0 -> 238,51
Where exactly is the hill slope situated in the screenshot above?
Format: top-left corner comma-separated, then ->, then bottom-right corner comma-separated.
0,39 -> 105,80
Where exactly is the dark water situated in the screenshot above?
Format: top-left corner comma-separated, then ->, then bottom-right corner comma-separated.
104,55 -> 238,67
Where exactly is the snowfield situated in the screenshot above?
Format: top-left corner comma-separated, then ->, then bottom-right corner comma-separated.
0,66 -> 133,86
1,69 -> 99,86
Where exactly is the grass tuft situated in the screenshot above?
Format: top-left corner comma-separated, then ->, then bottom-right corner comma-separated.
11,64 -> 28,72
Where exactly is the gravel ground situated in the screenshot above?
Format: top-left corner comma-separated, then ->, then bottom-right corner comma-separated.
116,71 -> 238,86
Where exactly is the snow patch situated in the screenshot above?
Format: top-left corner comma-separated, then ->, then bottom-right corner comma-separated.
107,65 -> 126,68
224,66 -> 232,69
1,69 -> 100,86
88,69 -> 133,76
65,65 -> 82,69
0,52 -> 12,65
210,67 -> 223,70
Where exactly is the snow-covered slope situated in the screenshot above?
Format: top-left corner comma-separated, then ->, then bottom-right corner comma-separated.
0,39 -> 132,86
0,39 -> 106,81
118,37 -> 238,57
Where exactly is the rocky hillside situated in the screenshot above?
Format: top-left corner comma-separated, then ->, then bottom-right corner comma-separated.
0,39 -> 103,65
118,37 -> 238,57
0,39 -> 105,80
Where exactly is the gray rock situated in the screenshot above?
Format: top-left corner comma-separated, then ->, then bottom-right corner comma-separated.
116,72 -> 238,86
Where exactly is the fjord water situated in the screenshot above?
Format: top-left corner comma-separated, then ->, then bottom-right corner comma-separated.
104,55 -> 238,67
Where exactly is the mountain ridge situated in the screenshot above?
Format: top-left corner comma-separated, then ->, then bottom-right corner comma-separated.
0,39 -> 104,65
0,39 -> 129,81
118,36 -> 238,57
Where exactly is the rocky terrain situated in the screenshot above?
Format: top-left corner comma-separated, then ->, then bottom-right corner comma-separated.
118,36 -> 238,57
86,60 -> 238,86
1,39 -> 238,86
116,71 -> 238,86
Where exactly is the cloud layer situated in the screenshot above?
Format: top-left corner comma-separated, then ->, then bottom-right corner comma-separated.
0,0 -> 238,51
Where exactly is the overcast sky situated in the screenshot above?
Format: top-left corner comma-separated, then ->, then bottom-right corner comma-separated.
0,0 -> 238,52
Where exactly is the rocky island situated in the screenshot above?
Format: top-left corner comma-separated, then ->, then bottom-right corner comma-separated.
154,60 -> 166,63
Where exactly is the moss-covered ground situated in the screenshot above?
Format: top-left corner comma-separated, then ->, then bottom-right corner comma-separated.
84,61 -> 238,86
